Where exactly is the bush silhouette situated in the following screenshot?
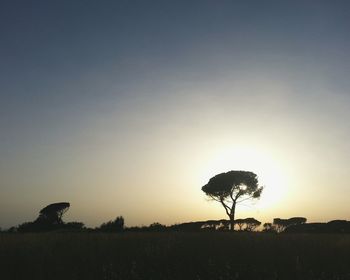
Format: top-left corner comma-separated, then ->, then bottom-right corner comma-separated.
98,216 -> 124,232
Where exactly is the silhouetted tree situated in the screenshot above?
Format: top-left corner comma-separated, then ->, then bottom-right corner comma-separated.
287,217 -> 307,226
202,170 -> 263,231
233,218 -> 261,231
273,218 -> 288,233
16,202 -> 87,232
149,222 -> 167,231
15,202 -> 71,232
201,220 -> 219,231
284,221 -> 350,234
244,218 -> 261,231
273,217 -> 307,233
284,222 -> 324,233
216,220 -> 230,231
37,202 -> 70,225
170,221 -> 205,232
98,216 -> 124,232
262,223 -> 276,233
234,219 -> 246,231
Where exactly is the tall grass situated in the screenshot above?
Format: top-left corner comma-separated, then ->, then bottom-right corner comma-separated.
1,232 -> 350,279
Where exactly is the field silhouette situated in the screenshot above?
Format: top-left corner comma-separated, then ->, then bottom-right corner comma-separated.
2,202 -> 350,280
2,170 -> 350,279
1,232 -> 350,280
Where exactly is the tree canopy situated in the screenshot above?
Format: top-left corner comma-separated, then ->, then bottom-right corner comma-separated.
38,202 -> 70,224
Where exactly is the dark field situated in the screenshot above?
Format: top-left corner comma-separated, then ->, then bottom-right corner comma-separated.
1,232 -> 350,280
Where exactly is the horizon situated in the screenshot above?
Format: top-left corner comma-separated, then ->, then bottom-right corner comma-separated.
1,0 -> 350,229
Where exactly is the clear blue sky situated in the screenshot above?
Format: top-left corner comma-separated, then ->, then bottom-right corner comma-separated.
1,0 -> 350,228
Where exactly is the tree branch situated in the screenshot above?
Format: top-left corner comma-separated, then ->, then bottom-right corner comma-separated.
235,188 -> 243,201
229,191 -> 235,203
208,194 -> 222,203
220,198 -> 231,217
236,196 -> 254,203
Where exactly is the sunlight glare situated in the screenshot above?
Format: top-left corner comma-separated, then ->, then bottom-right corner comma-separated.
199,146 -> 289,209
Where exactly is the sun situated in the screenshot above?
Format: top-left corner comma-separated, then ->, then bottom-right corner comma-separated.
199,146 -> 289,209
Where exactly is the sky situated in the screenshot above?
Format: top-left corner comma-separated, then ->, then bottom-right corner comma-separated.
1,0 -> 350,229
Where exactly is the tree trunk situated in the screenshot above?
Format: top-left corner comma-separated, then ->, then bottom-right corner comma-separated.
230,216 -> 235,231
230,203 -> 236,231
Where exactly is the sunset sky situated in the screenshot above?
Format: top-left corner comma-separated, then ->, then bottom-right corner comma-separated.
1,1 -> 350,229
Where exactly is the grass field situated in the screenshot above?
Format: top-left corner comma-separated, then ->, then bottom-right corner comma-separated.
1,232 -> 350,280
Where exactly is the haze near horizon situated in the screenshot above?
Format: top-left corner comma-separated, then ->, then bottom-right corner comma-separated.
1,0 -> 350,228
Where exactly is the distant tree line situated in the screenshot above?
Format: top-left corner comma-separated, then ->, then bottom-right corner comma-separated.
284,220 -> 350,234
0,201 -> 264,233
2,202 -> 350,234
262,217 -> 307,233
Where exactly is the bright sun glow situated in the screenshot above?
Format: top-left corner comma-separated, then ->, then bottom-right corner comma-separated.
199,146 -> 290,209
